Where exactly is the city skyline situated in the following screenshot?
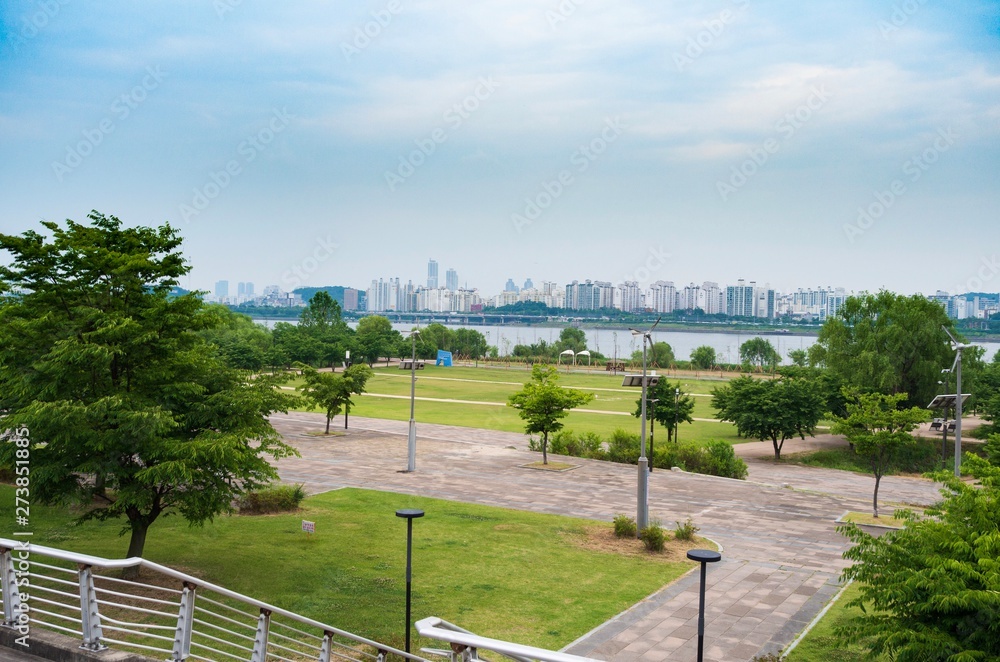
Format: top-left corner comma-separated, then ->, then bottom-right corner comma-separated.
2,1 -> 998,297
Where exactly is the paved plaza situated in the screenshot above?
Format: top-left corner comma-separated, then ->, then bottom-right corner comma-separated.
269,413 -> 943,662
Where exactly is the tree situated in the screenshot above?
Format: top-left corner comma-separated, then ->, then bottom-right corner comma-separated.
298,292 -> 353,369
631,341 -> 674,368
690,345 -> 717,370
0,213 -> 296,567
298,363 -> 373,433
633,380 -> 694,443
788,348 -> 808,367
814,291 -> 957,408
356,315 -> 400,366
740,337 -> 780,372
200,305 -> 274,371
838,454 -> 1000,660
452,328 -> 488,363
831,391 -> 930,517
712,375 -> 826,459
555,327 -> 587,354
507,365 -> 593,464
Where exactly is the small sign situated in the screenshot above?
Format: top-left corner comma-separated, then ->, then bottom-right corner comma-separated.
302,520 -> 315,535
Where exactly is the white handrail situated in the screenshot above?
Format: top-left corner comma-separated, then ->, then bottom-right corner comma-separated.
415,617 -> 601,662
0,539 -> 429,662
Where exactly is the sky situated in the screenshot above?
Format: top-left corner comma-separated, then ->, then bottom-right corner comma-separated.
1,0 -> 998,297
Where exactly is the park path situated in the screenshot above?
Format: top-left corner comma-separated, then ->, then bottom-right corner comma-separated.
268,413 -> 943,662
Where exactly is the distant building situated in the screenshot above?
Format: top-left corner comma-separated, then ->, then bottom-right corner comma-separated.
523,278 -> 534,290
565,280 -> 613,310
343,288 -> 359,311
616,281 -> 644,312
649,281 -> 677,313
427,259 -> 438,289
726,279 -> 756,317
446,268 -> 459,292
215,280 -> 229,303
505,278 -> 519,293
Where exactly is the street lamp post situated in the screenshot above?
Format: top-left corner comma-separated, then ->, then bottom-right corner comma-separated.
943,327 -> 970,477
626,317 -> 660,534
395,509 -> 425,653
939,371 -> 951,470
674,386 -> 680,445
406,330 -> 419,473
648,398 -> 658,472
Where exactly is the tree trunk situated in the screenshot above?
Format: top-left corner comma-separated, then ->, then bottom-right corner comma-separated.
325,415 -> 331,435
873,474 -> 881,518
344,409 -> 349,429
772,436 -> 783,460
542,433 -> 548,465
123,521 -> 149,580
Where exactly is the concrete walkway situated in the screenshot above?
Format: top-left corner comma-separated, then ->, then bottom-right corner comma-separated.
269,413 -> 943,662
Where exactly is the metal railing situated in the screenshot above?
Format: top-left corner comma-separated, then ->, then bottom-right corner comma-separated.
0,539 -> 430,662
415,618 -> 599,662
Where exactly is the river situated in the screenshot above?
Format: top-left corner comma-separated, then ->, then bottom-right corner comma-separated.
253,319 -> 999,364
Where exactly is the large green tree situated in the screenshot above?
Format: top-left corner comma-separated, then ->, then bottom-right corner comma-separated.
831,391 -> 929,518
507,365 -> 593,464
631,341 -> 674,368
740,337 -> 780,372
0,213 -> 296,565
298,291 -> 353,369
712,375 -> 826,459
839,454 -> 1000,660
690,345 -> 717,370
356,315 -> 401,366
812,291 -> 957,408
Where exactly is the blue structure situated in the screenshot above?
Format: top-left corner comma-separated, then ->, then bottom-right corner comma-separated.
436,350 -> 453,367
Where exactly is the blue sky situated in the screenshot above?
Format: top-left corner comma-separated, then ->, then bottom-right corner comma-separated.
1,0 -> 998,296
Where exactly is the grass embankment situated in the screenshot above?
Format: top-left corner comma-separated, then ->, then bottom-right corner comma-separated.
783,439 -> 985,476
3,485 -> 703,652
289,365 -> 747,445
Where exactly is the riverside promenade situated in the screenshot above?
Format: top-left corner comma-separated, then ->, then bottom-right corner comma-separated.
269,412 -> 942,662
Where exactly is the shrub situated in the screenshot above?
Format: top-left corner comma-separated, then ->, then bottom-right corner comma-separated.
639,520 -> 666,552
613,513 -> 637,538
702,440 -> 749,480
674,517 -> 699,541
607,429 -> 640,464
237,484 -> 306,515
578,431 -> 606,459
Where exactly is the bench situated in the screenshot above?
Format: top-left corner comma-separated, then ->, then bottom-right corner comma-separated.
605,361 -> 625,372
929,419 -> 943,431
399,360 -> 426,370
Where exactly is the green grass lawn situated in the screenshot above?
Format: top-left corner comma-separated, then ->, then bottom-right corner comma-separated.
785,582 -> 884,662
290,364 -> 745,445
782,439 -> 982,476
4,485 -> 702,653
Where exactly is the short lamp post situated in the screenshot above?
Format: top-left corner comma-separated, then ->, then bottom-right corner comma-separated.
674,386 -> 680,445
395,508 -> 425,653
687,549 -> 722,662
647,398 -> 658,472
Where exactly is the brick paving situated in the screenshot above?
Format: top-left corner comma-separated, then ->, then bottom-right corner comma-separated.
269,413 -> 943,662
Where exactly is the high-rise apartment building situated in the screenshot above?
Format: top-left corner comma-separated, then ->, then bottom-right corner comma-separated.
726,279 -> 756,317
446,268 -> 458,291
504,278 -> 519,292
648,281 -> 677,313
427,259 -> 438,288
215,280 -> 229,302
616,281 -> 644,312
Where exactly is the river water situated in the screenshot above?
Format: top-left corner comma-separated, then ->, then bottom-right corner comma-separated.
253,319 -> 999,364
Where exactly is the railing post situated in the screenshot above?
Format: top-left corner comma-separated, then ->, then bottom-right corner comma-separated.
318,631 -> 332,662
78,564 -> 106,651
0,547 -> 23,627
250,608 -> 271,662
172,581 -> 197,661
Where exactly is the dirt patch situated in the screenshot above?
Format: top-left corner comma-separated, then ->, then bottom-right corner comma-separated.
520,461 -> 578,472
566,525 -> 709,563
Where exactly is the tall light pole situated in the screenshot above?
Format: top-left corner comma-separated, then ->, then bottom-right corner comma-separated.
626,317 -> 661,534
943,327 -> 971,477
406,329 -> 419,473
674,386 -> 680,445
648,398 -> 658,472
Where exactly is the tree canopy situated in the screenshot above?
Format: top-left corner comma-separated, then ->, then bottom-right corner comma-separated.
299,363 -> 374,433
812,291 -> 958,407
839,452 -> 1000,660
507,365 -> 593,464
0,213 -> 296,564
690,345 -> 717,370
712,375 -> 826,459
633,380 -> 694,443
740,337 -> 780,372
356,315 -> 401,366
631,341 -> 674,368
